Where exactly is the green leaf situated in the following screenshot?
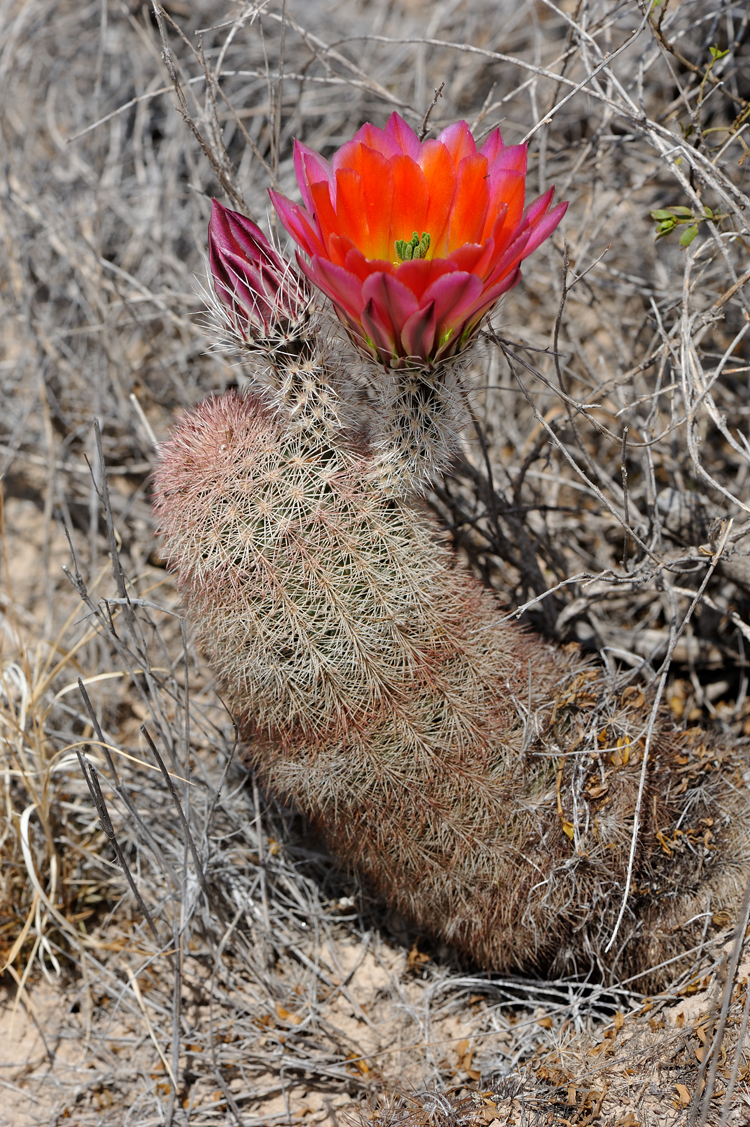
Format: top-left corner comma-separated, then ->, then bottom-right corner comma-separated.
680,225 -> 698,247
709,45 -> 729,61
670,206 -> 694,217
650,209 -> 675,220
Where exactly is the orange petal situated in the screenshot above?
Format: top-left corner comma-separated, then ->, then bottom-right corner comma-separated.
480,214 -> 516,277
447,153 -> 489,250
359,145 -> 394,260
487,170 -> 526,251
483,153 -> 527,243
498,169 -> 526,232
345,246 -> 395,283
331,138 -> 365,175
327,233 -> 356,267
419,141 -> 456,255
447,243 -> 486,274
334,167 -> 371,253
395,257 -> 458,300
480,188 -> 510,243
389,156 -> 429,254
332,141 -> 394,257
309,179 -> 340,250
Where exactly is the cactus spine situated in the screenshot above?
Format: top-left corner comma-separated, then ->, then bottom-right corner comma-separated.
154,205 -> 750,984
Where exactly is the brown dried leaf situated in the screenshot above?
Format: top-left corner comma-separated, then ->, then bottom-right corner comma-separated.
275,1004 -> 302,1025
674,1084 -> 691,1107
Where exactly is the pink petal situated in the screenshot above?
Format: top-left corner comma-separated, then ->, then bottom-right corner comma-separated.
394,257 -> 458,300
484,229 -> 533,286
488,144 -> 527,177
522,200 -> 568,257
347,122 -> 402,161
207,205 -> 287,333
523,186 -> 556,226
383,111 -> 422,159
212,272 -> 272,330
294,140 -> 334,211
447,270 -> 521,353
479,127 -> 504,163
269,191 -> 326,258
469,267 -> 522,320
400,300 -> 437,360
344,246 -> 396,284
299,254 -> 363,321
421,270 -> 484,334
449,268 -> 522,352
212,250 -> 270,311
361,297 -> 397,360
209,201 -> 282,269
332,303 -> 371,344
437,120 -> 477,167
361,272 -> 420,337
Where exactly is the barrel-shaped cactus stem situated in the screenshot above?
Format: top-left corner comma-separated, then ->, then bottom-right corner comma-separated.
154,389 -> 750,987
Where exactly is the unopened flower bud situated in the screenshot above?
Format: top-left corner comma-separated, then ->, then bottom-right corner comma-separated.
208,200 -> 311,345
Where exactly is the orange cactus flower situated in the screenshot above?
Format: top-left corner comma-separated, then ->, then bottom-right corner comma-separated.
270,112 -> 567,367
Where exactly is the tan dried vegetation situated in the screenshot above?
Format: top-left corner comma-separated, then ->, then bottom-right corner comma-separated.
1,0 -> 750,1124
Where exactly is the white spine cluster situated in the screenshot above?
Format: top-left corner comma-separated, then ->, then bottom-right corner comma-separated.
370,362 -> 467,496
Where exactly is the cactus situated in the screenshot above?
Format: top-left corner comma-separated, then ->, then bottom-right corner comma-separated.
154,194 -> 750,987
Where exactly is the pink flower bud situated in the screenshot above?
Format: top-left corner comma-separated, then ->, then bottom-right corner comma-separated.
208,200 -> 311,343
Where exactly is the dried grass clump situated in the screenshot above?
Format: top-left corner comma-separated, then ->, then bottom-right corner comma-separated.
0,0 -> 750,1122
355,925 -> 750,1126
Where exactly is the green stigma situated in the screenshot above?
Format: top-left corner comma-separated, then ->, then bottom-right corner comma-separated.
395,231 -> 431,262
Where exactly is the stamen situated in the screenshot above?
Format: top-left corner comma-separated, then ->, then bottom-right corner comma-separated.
395,231 -> 431,262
